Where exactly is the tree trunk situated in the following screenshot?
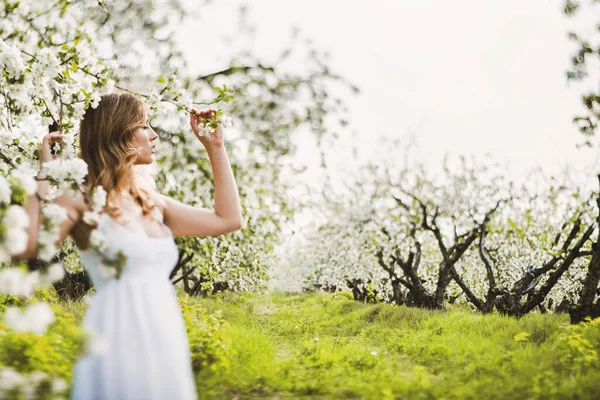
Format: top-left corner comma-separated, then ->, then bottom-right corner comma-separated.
569,175 -> 600,324
570,247 -> 600,323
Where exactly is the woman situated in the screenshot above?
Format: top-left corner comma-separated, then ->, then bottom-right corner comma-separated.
16,92 -> 243,399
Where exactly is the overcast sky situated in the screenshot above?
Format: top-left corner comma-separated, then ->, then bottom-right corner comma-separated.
176,1 -> 600,288
179,0 -> 599,178
177,1 -> 600,216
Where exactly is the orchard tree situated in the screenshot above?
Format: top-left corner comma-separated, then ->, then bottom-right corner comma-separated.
0,0 -> 353,395
296,141 -> 598,315
564,0 -> 600,143
563,0 -> 600,322
1,0 -> 354,297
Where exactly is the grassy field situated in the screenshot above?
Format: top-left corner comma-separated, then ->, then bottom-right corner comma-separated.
1,290 -> 600,399
192,291 -> 600,400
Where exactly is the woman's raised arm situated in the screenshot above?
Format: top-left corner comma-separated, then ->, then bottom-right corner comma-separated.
161,109 -> 243,238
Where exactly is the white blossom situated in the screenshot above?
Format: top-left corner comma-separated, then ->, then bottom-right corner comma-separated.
220,115 -> 233,128
0,175 -> 11,203
9,169 -> 37,196
0,41 -> 26,79
36,48 -> 60,79
28,371 -> 46,385
91,186 -> 107,209
5,205 -> 30,230
90,91 -> 101,109
4,303 -> 55,335
43,158 -> 89,187
38,243 -> 57,262
83,211 -> 101,225
90,230 -> 108,252
0,367 -> 26,392
98,264 -> 117,279
42,203 -> 68,226
4,228 -> 29,256
0,268 -> 24,296
0,246 -> 10,263
0,269 -> 39,297
51,378 -> 68,393
41,263 -> 65,284
21,384 -> 37,400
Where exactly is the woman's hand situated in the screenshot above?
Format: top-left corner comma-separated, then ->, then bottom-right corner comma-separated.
38,132 -> 65,175
189,108 -> 224,150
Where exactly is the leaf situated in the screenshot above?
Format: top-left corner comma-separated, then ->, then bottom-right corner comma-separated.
513,332 -> 530,342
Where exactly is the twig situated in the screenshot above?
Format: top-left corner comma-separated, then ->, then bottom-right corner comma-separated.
0,150 -> 16,168
40,98 -> 59,128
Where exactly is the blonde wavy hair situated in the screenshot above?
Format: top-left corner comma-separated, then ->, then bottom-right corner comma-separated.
79,92 -> 155,220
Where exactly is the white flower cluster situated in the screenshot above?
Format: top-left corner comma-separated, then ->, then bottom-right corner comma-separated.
195,113 -> 234,136
0,268 -> 39,297
0,175 -> 10,204
4,303 -> 55,335
0,205 -> 30,262
37,203 -> 68,262
0,367 -> 68,399
0,172 -> 40,263
42,158 -> 88,190
0,41 -> 26,80
221,115 -> 234,129
81,186 -> 122,279
82,186 -> 116,278
0,264 -> 65,297
82,186 -> 107,226
5,169 -> 37,199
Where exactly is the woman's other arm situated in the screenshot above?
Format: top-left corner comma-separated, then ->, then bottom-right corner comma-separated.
12,133 -> 85,260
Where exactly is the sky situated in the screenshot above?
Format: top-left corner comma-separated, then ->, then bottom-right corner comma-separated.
176,0 -> 600,289
178,0 -> 600,184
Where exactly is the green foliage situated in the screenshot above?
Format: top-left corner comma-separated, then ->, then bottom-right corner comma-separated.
0,289 -> 236,399
178,293 -> 232,375
564,0 -> 600,142
555,317 -> 600,373
0,290 -> 85,383
5,290 -> 600,399
193,291 -> 600,399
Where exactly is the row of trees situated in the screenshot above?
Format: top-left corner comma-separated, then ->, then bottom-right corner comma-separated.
293,147 -> 600,322
287,0 -> 600,323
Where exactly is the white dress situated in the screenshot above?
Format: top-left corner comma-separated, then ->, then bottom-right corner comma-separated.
71,208 -> 197,400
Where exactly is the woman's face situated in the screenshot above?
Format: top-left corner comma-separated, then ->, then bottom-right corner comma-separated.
132,116 -> 158,165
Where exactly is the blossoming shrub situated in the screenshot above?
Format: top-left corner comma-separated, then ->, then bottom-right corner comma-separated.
0,289 -> 234,399
0,290 -> 85,399
178,293 -> 232,376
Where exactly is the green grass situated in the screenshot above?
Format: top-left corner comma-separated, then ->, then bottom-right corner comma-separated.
193,291 -> 600,400
2,290 -> 600,399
